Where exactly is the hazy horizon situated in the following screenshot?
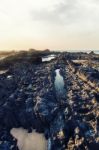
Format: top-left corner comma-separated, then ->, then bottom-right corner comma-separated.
0,49 -> 99,52
0,0 -> 99,51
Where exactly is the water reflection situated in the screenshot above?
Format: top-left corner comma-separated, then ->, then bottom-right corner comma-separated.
7,75 -> 12,79
0,70 -> 8,74
42,55 -> 55,62
54,69 -> 65,97
10,128 -> 47,150
0,56 -> 6,60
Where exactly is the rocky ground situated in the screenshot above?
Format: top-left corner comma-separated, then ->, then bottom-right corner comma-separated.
0,51 -> 99,150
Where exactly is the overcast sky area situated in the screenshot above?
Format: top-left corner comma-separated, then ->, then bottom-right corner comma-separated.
0,0 -> 99,51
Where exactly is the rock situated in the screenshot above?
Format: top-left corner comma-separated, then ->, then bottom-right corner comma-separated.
34,96 -> 58,124
0,52 -> 99,149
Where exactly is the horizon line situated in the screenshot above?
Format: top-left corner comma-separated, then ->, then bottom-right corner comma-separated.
0,49 -> 99,52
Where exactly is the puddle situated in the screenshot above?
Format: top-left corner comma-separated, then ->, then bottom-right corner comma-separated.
48,138 -> 51,150
7,75 -> 12,79
54,69 -> 65,98
10,128 -> 47,150
0,56 -> 6,60
0,70 -> 8,75
42,55 -> 55,62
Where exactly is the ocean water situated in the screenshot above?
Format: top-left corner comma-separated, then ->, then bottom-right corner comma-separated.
87,50 -> 99,54
94,50 -> 99,54
65,50 -> 99,54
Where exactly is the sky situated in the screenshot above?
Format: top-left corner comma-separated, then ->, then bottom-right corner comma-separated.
0,0 -> 99,51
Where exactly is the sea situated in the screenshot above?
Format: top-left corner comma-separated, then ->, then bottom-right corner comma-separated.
65,50 -> 99,54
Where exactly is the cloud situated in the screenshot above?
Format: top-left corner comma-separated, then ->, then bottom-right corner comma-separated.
31,0 -> 78,24
0,0 -> 99,50
31,0 -> 99,27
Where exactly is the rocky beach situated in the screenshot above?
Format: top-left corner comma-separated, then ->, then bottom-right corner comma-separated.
0,50 -> 99,150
